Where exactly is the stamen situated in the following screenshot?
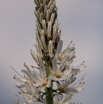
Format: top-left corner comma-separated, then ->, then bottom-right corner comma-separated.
11,66 -> 24,78
73,56 -> 89,67
66,41 -> 72,49
30,66 -> 39,69
70,73 -> 87,87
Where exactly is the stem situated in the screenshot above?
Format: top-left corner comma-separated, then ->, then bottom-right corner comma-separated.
45,87 -> 53,104
45,58 -> 53,104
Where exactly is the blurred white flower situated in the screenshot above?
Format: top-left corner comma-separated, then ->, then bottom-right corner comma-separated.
51,58 -> 72,81
54,93 -> 73,104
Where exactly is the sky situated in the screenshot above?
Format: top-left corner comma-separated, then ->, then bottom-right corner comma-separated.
0,0 -> 103,104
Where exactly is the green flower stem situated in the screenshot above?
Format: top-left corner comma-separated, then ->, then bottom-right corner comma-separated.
45,58 -> 53,104
45,87 -> 53,104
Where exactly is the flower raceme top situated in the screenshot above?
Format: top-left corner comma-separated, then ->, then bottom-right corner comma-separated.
12,0 -> 88,104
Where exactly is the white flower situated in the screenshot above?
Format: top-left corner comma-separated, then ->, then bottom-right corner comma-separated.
58,73 -> 86,94
54,93 -> 73,104
55,40 -> 75,65
18,82 -> 40,103
14,63 -> 51,89
33,63 -> 52,88
51,58 -> 72,81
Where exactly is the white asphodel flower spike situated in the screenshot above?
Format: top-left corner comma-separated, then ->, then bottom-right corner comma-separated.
13,0 -> 88,104
54,92 -> 73,104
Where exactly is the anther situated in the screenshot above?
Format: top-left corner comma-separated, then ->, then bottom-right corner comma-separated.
84,65 -> 86,67
18,86 -> 20,88
31,65 -> 34,68
13,77 -> 15,79
71,41 -> 73,43
83,82 -> 85,84
24,62 -> 26,66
